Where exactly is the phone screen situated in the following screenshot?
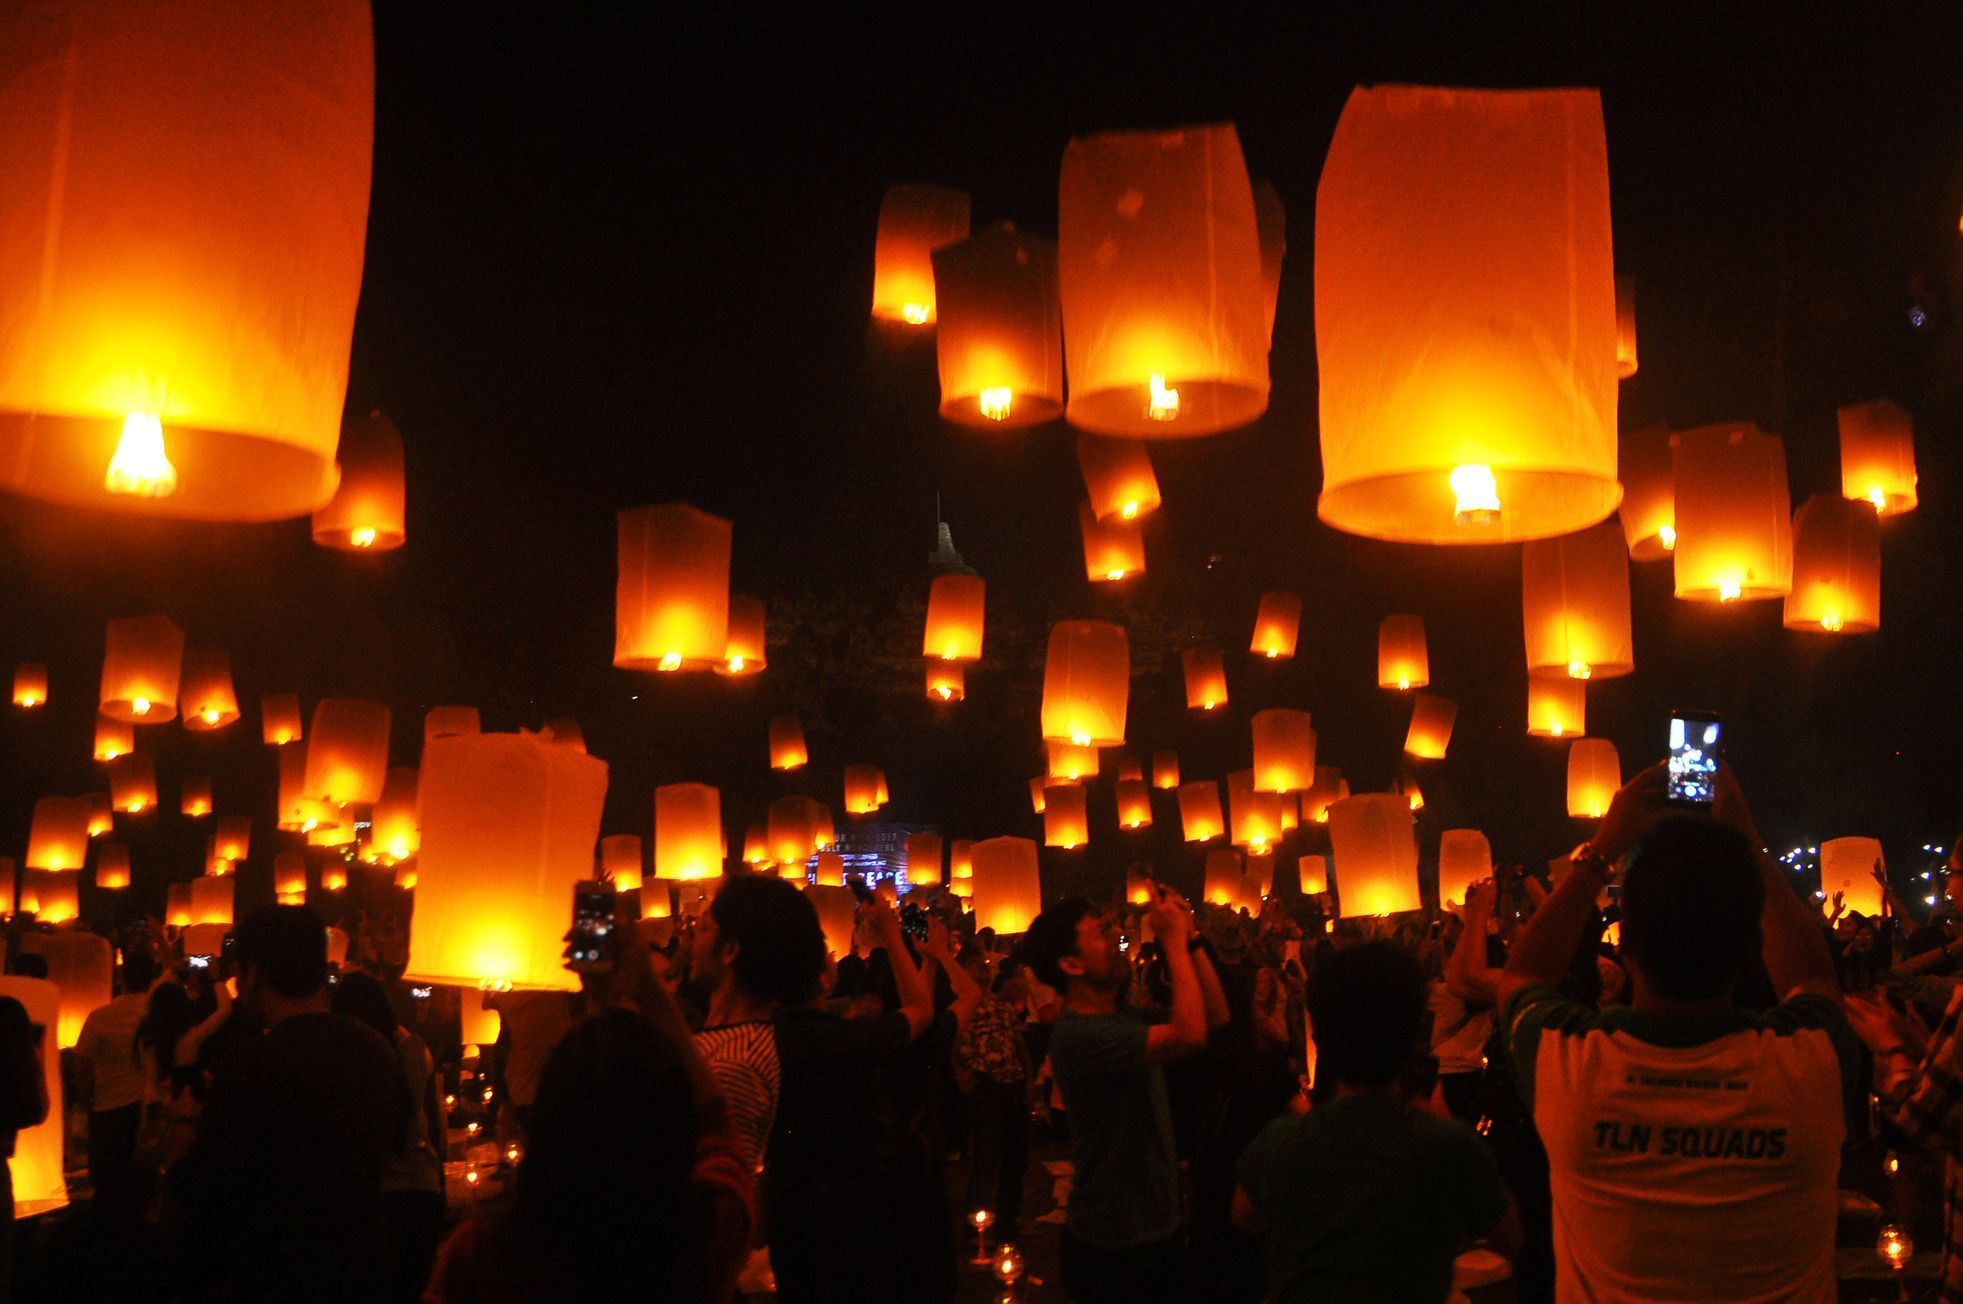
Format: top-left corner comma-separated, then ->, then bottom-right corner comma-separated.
566,882 -> 616,969
1667,712 -> 1723,807
186,954 -> 213,972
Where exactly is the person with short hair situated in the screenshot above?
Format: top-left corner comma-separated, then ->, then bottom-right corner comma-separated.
73,947 -> 159,1223
1497,763 -> 1855,1302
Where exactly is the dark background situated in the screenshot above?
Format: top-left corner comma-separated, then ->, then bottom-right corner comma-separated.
5,6 -> 1962,921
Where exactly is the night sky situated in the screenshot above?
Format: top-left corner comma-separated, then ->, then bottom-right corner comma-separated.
4,7 -> 1962,920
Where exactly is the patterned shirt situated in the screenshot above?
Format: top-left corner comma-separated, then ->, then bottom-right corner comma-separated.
956,995 -> 1025,1085
1876,983 -> 1963,1303
695,1020 -> 780,1171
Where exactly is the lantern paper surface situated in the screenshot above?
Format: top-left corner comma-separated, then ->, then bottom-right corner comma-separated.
614,504 -> 732,671
872,183 -> 969,326
970,837 -> 1042,935
1252,709 -> 1316,793
768,716 -> 808,770
0,977 -> 65,1214
1303,768 -> 1348,824
1116,778 -> 1153,830
950,840 -> 974,879
1378,615 -> 1429,691
1618,425 -> 1676,562
1251,592 -> 1302,660
1820,837 -> 1885,918
0,0 -> 372,521
1181,647 -> 1228,711
313,410 -> 405,550
94,842 -> 130,890
1526,675 -> 1586,739
655,783 -> 722,881
93,714 -> 133,762
19,932 -> 110,1050
212,815 -> 250,863
277,746 -> 337,833
1298,854 -> 1329,895
108,753 -> 158,813
1315,86 -> 1619,544
424,707 -> 480,741
21,869 -> 78,923
542,717 -> 585,753
905,833 -> 942,887
1114,755 -> 1143,783
1253,179 -> 1286,343
1672,423 -> 1792,602
931,223 -> 1063,427
844,766 -> 888,815
406,731 -> 609,992
1403,695 -> 1458,760
1614,277 -> 1638,379
1027,778 -> 1049,814
190,874 -> 234,926
638,880 -> 676,919
460,988 -> 500,1047
807,884 -> 858,960
1041,621 -> 1128,747
274,850 -> 307,898
1566,738 -> 1621,819
99,614 -> 184,722
813,853 -> 845,887
1328,794 -> 1421,917
1126,863 -> 1155,905
261,693 -> 303,745
1152,751 -> 1181,790
1077,435 -> 1162,524
740,825 -> 769,866
1046,742 -> 1099,784
1438,829 -> 1493,908
600,834 -> 644,892
1043,785 -> 1089,849
767,796 -> 824,864
1521,520 -> 1634,679
1838,400 -> 1916,516
367,768 -> 420,863
13,664 -> 46,708
1059,123 -> 1269,437
1178,781 -> 1225,843
1228,772 -> 1283,855
180,774 -> 212,818
925,661 -> 966,703
1785,494 -> 1880,634
84,793 -> 111,838
923,574 -> 985,662
304,698 -> 390,806
716,595 -> 767,676
1079,502 -> 1145,582
1204,848 -> 1255,910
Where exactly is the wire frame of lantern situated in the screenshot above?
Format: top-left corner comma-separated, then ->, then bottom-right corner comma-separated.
1378,615 -> 1429,690
1178,781 -> 1225,843
1784,494 -> 1880,635
1617,425 -> 1676,562
1076,435 -> 1162,524
1181,647 -> 1229,712
1565,738 -> 1621,819
1403,694 -> 1458,760
1526,675 -> 1586,740
1079,503 -> 1146,583
13,663 -> 46,709
1837,399 -> 1916,517
1520,520 -> 1634,680
931,223 -> 1063,426
1328,794 -> 1422,918
872,183 -> 970,327
99,614 -> 185,723
1040,620 -> 1128,747
312,409 -> 406,550
1250,592 -> 1302,660
1671,423 -> 1793,603
614,504 -> 733,672
261,693 -> 304,746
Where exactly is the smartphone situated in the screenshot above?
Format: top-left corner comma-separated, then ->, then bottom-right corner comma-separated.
847,876 -> 877,905
409,985 -> 433,1001
565,880 -> 617,972
1667,710 -> 1724,808
185,954 -> 213,972
900,901 -> 928,942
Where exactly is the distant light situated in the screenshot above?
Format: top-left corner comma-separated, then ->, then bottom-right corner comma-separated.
1910,304 -> 1929,329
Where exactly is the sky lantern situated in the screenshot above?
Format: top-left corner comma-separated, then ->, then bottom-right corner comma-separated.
1566,738 -> 1621,819
84,793 -> 112,839
277,746 -> 338,833
1252,709 -> 1316,793
923,573 -> 985,663
98,614 -> 184,722
950,840 -> 974,880
19,933 -> 111,1050
931,223 -> 1063,427
1126,864 -> 1155,906
1378,615 -> 1429,690
1614,277 -> 1638,379
1152,751 -> 1181,790
458,988 -> 501,1049
905,833 -> 943,887
1114,755 -> 1143,783
425,706 -> 480,741
108,753 -> 158,814
1403,694 -> 1458,760
1253,179 -> 1286,343
872,183 -> 969,327
1526,675 -> 1586,739
274,851 -> 307,903
1076,435 -> 1162,524
0,1 -> 372,522
1437,829 -> 1493,909
1044,785 -> 1089,849
1821,837 -> 1886,918
1521,520 -> 1634,680
261,693 -> 303,746
190,875 -> 234,927
1058,122 -> 1269,438
638,881 -> 676,920
810,802 -> 837,854
739,824 -> 770,869
1116,778 -> 1153,830
970,837 -> 1042,935
312,410 -> 406,550
1298,854 -> 1329,895
0,860 -> 14,914
0,976 -> 64,1212
1278,791 -> 1300,833
1250,592 -> 1302,661
22,869 -> 79,923
1078,503 -> 1146,583
212,815 -> 250,863
26,797 -> 90,872
615,503 -> 732,672
304,697 -> 390,806
1178,780 -> 1225,843
813,853 -> 845,887
1328,794 -> 1421,917
1838,399 -> 1916,516
843,766 -> 887,815
1046,742 -> 1099,783
655,783 -> 723,881
319,859 -> 349,892
366,767 -> 420,863
1303,768 -> 1349,824
94,842 -> 130,891
600,834 -> 644,892
202,844 -> 234,877
1785,494 -> 1881,634
163,882 -> 193,928
94,715 -> 133,762
1041,620 -> 1128,747
1228,770 -> 1283,855
717,595 -> 767,677
1671,422 -> 1792,603
407,730 -> 608,993
179,646 -> 240,731
768,716 -> 808,771
1315,87 -> 1618,544
1204,848 -> 1253,909
13,664 -> 46,709
807,884 -> 858,961
1394,775 -> 1426,812
925,662 -> 966,703
1027,778 -> 1049,814
1618,425 -> 1676,561
1182,647 -> 1229,711
180,774 -> 213,818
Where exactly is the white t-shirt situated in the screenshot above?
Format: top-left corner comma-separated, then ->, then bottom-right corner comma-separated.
76,992 -> 151,1112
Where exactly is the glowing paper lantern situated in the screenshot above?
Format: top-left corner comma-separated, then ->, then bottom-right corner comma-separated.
1785,495 -> 1881,634
872,183 -> 969,327
922,574 -> 985,663
1821,837 -> 1886,918
1672,423 -> 1792,602
261,693 -> 303,745
905,833 -> 942,887
1178,781 -> 1225,843
180,774 -> 213,818
1253,180 -> 1286,343
83,793 -> 111,839
1614,277 -> 1638,379
1077,435 -> 1162,524
303,697 -> 390,806
319,860 -> 349,892
212,816 -> 250,863
1127,864 -> 1155,905
94,842 -> 130,890
190,874 -> 234,926
1079,503 -> 1146,582
312,410 -> 405,550
459,988 -> 500,1048
1395,775 -> 1426,812
1043,785 -> 1089,849
108,754 -> 158,813
1152,751 -> 1181,790
274,851 -> 307,902
424,707 -> 480,741
807,884 -> 859,961
767,796 -> 822,864
21,870 -> 78,923
19,933 -> 111,1051
1116,778 -> 1153,830
1298,854 -> 1329,895
1058,123 -> 1269,437
1252,709 -> 1316,793
1526,675 -> 1586,739
0,976 -> 66,1214
163,882 -> 192,927
1251,592 -> 1302,661
1046,742 -> 1099,784
1027,778 -> 1049,815
406,731 -> 609,992
1438,829 -> 1493,909
807,853 -> 841,887
0,0 -> 372,521
1521,520 -> 1634,680
1404,695 -> 1458,760
542,717 -> 585,753
1204,848 -> 1252,909
598,835 -> 643,893
970,837 -> 1042,935
1041,621 -> 1128,747
931,223 -> 1063,427
1378,616 -> 1429,690
93,715 -> 133,762
1228,770 -> 1282,855
13,664 -> 46,709
1618,425 -> 1676,562
714,595 -> 767,678
366,768 -> 420,863
1838,400 -> 1916,517
1315,86 -> 1618,544
1181,647 -> 1229,711
769,716 -> 808,771
1278,792 -> 1300,833
277,747 -> 338,833
99,615 -> 184,722
614,504 -> 732,672
843,766 -> 886,816
1566,738 -> 1621,819
1328,794 -> 1421,917
925,663 -> 965,703
638,881 -> 675,920
1114,755 -> 1143,783
950,840 -> 974,880
740,825 -> 769,868
1303,768 -> 1348,825
655,783 -> 723,881
310,819 -> 356,850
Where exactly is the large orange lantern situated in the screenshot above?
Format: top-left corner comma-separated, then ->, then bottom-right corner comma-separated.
926,662 -> 966,703
1254,180 -> 1286,343
1437,829 -> 1493,909
1178,781 -> 1225,843
13,664 -> 46,709
19,933 -> 111,1050
312,410 -> 405,550
25,799 -> 89,871
1328,794 -> 1421,917
872,183 -> 969,327
1618,425 -> 1676,561
615,504 -> 732,672
180,774 -> 213,818
1404,695 -> 1458,760
1785,494 -> 1880,634
767,796 -> 822,865
601,835 -> 644,892
99,614 -> 184,722
1152,751 -> 1181,790
843,766 -> 887,816
1315,86 -> 1618,544
905,833 -> 942,887
1820,837 -> 1885,918
1298,854 -> 1329,895
1378,615 -> 1429,690
179,646 -> 239,730
769,716 -> 808,771
1526,675 -> 1586,739
1041,620 -> 1128,747
1181,647 -> 1229,712
655,783 -> 723,881
1303,768 -> 1349,825
0,976 -> 65,1212
1077,435 -> 1162,524
923,574 -> 985,662
717,595 -> 767,677
1251,592 -> 1302,661
1044,785 -> 1089,849
806,884 -> 858,961
425,706 -> 480,741
1838,399 -> 1917,516
190,874 -> 234,927
212,816 -> 250,864
1566,738 -> 1621,819
1116,778 -> 1153,830
93,714 -> 133,762
970,837 -> 1042,935
108,754 -> 158,814
1521,520 -> 1634,680
94,842 -> 130,890
950,840 -> 975,880
274,850 -> 308,902
83,793 -> 112,839
304,697 -> 390,806
22,869 -> 79,923
1046,742 -> 1099,783
261,693 -> 303,746
366,768 -> 420,864
0,1 -> 372,522
1251,709 -> 1316,793
931,223 -> 1063,426
407,731 -> 609,992
1672,423 -> 1792,602
1614,277 -> 1638,379
1058,123 -> 1269,437
1079,503 -> 1146,582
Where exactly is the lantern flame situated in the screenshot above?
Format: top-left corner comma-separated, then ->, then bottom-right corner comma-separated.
1550,721 -> 1565,737
1147,374 -> 1180,421
1820,611 -> 1843,633
1396,678 -> 1410,691
658,652 -> 682,671
1718,578 -> 1742,602
901,303 -> 931,326
1120,501 -> 1139,520
1866,486 -> 1887,512
979,388 -> 1012,421
202,708 -> 220,724
351,527 -> 378,548
726,655 -> 745,672
105,413 -> 179,499
1657,524 -> 1677,550
1450,463 -> 1501,524
1567,659 -> 1591,681
1105,568 -> 1127,581
131,698 -> 151,717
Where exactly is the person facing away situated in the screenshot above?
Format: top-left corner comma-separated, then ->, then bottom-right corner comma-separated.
169,905 -> 413,1304
1232,939 -> 1519,1304
1020,887 -> 1229,1304
74,947 -> 160,1223
1498,763 -> 1857,1303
